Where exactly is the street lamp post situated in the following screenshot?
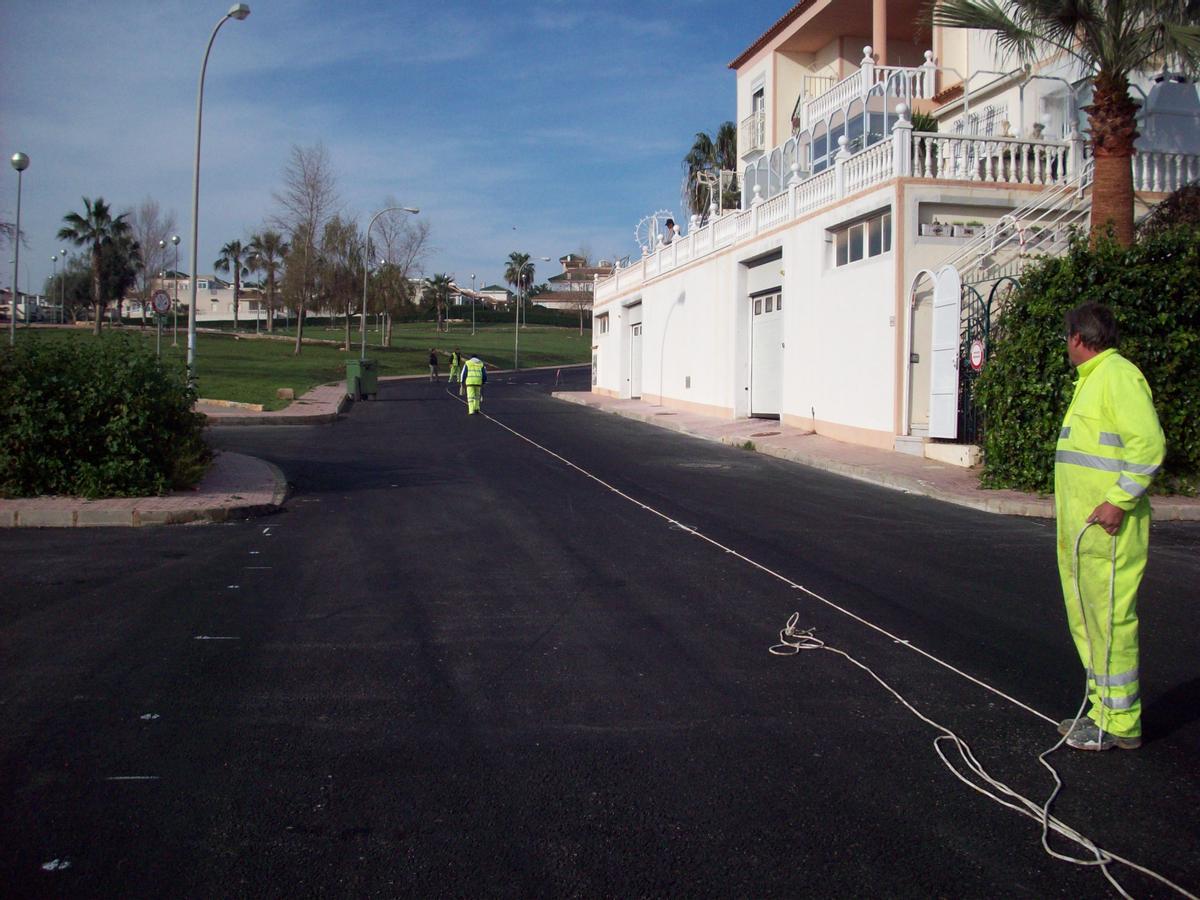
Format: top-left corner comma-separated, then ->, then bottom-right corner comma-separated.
470,273 -> 476,335
360,206 -> 418,361
9,152 -> 29,346
187,3 -> 250,382
60,248 -> 68,324
50,255 -> 57,324
171,234 -> 180,345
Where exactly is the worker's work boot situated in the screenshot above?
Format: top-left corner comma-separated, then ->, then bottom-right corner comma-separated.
1058,718 -> 1141,751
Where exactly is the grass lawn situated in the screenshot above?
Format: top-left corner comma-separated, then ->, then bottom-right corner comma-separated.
15,322 -> 591,411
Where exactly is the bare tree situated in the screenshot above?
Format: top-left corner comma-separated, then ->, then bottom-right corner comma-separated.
372,199 -> 431,346
272,143 -> 340,355
129,198 -> 178,328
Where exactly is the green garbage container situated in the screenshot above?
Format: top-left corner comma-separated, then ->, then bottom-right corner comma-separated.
346,358 -> 378,400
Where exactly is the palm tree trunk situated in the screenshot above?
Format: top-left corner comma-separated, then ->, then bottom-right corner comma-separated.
92,250 -> 102,337
1086,72 -> 1139,248
266,276 -> 275,333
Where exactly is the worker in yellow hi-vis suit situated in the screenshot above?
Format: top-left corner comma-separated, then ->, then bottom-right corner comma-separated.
1055,303 -> 1164,751
460,355 -> 487,415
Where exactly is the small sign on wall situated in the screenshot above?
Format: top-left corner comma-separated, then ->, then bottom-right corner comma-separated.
969,339 -> 985,371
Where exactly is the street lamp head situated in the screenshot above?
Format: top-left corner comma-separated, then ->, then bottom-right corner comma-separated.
51,255 -> 57,263
171,234 -> 180,245
159,239 -> 167,249
11,152 -> 29,172
228,3 -> 250,20
404,207 -> 420,214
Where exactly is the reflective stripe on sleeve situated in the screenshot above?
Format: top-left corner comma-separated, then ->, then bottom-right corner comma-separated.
1055,450 -> 1123,471
1059,427 -> 1071,440
1117,475 -> 1148,499
1098,432 -> 1124,448
1123,461 -> 1161,475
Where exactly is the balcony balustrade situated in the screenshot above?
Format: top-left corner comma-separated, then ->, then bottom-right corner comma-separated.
594,105 -> 1199,305
740,111 -> 766,157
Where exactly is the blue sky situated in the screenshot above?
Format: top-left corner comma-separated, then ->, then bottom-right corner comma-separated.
1,0 -> 783,295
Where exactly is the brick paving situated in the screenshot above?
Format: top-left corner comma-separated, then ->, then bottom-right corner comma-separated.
554,392 -> 1200,521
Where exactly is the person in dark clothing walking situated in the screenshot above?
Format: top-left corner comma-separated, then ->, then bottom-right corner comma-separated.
428,348 -> 439,382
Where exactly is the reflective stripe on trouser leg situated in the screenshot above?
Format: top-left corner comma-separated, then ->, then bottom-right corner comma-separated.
466,384 -> 481,413
1055,508 -> 1148,738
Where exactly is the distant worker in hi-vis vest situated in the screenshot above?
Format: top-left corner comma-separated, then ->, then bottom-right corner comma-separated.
459,355 -> 487,415
1055,303 -> 1164,751
448,348 -> 463,383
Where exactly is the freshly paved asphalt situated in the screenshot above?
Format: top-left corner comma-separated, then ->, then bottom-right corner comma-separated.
2,366 -> 1197,897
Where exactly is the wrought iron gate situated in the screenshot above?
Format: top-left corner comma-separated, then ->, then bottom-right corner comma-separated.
956,276 -> 1019,444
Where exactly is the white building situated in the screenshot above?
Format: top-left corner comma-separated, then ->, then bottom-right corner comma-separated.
591,2 -> 1199,459
124,272 -> 268,324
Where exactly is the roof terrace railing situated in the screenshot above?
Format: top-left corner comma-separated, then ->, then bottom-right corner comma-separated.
596,106 -> 1198,304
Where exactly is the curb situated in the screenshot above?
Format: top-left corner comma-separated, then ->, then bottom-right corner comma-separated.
0,452 -> 288,528
551,393 -> 1197,521
203,391 -> 349,427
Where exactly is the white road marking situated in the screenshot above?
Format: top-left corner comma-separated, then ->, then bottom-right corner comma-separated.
139,713 -> 160,721
477,403 -> 1057,727
194,635 -> 240,641
105,776 -> 160,781
42,859 -> 72,871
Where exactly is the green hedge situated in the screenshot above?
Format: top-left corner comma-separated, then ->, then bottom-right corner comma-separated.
0,335 -> 211,498
975,227 -> 1200,495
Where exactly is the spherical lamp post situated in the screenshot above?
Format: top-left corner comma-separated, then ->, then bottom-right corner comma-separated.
9,152 -> 29,346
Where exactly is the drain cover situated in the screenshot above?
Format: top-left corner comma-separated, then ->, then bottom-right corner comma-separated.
750,431 -> 780,437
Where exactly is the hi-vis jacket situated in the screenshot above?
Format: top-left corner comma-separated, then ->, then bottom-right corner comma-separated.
460,357 -> 486,386
1055,349 -> 1164,514
1054,348 -> 1164,737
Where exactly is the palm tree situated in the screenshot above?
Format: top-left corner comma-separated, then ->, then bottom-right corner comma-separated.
929,0 -> 1200,247
422,273 -> 454,333
504,251 -> 534,325
247,230 -> 289,333
682,121 -> 739,218
57,197 -> 134,335
214,239 -> 247,331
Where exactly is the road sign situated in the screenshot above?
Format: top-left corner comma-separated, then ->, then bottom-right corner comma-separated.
969,339 -> 985,371
152,290 -> 172,315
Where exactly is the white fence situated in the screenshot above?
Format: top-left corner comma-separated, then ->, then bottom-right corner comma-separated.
595,109 -> 1199,303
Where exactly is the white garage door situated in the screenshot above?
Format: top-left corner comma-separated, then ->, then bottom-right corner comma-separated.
750,291 -> 783,416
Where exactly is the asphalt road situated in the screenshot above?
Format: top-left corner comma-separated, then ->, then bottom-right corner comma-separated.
2,366 -> 1198,898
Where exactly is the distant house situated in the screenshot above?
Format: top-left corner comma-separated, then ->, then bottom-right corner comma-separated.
478,284 -> 513,309
124,273 -> 265,322
531,254 -> 615,312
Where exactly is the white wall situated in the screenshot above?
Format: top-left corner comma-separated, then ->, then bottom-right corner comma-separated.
594,183 -> 903,443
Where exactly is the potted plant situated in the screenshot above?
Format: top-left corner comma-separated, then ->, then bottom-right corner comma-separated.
921,218 -> 947,237
954,219 -> 984,238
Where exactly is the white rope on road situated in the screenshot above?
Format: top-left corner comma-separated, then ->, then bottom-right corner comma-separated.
442,380 -> 1196,900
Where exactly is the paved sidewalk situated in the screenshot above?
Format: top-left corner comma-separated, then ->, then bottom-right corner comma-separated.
553,392 -> 1200,521
0,452 -> 287,528
199,383 -> 349,426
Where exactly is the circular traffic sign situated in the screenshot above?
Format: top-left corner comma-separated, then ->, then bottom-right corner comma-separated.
969,339 -> 985,371
151,290 -> 172,315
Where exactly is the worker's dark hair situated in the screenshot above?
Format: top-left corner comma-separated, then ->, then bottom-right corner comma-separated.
1064,302 -> 1118,351
665,218 -> 675,227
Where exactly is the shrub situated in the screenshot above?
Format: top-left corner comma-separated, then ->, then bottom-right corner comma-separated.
976,228 -> 1200,495
0,335 -> 211,498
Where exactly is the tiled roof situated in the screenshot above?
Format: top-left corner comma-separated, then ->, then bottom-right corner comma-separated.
728,0 -> 818,70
